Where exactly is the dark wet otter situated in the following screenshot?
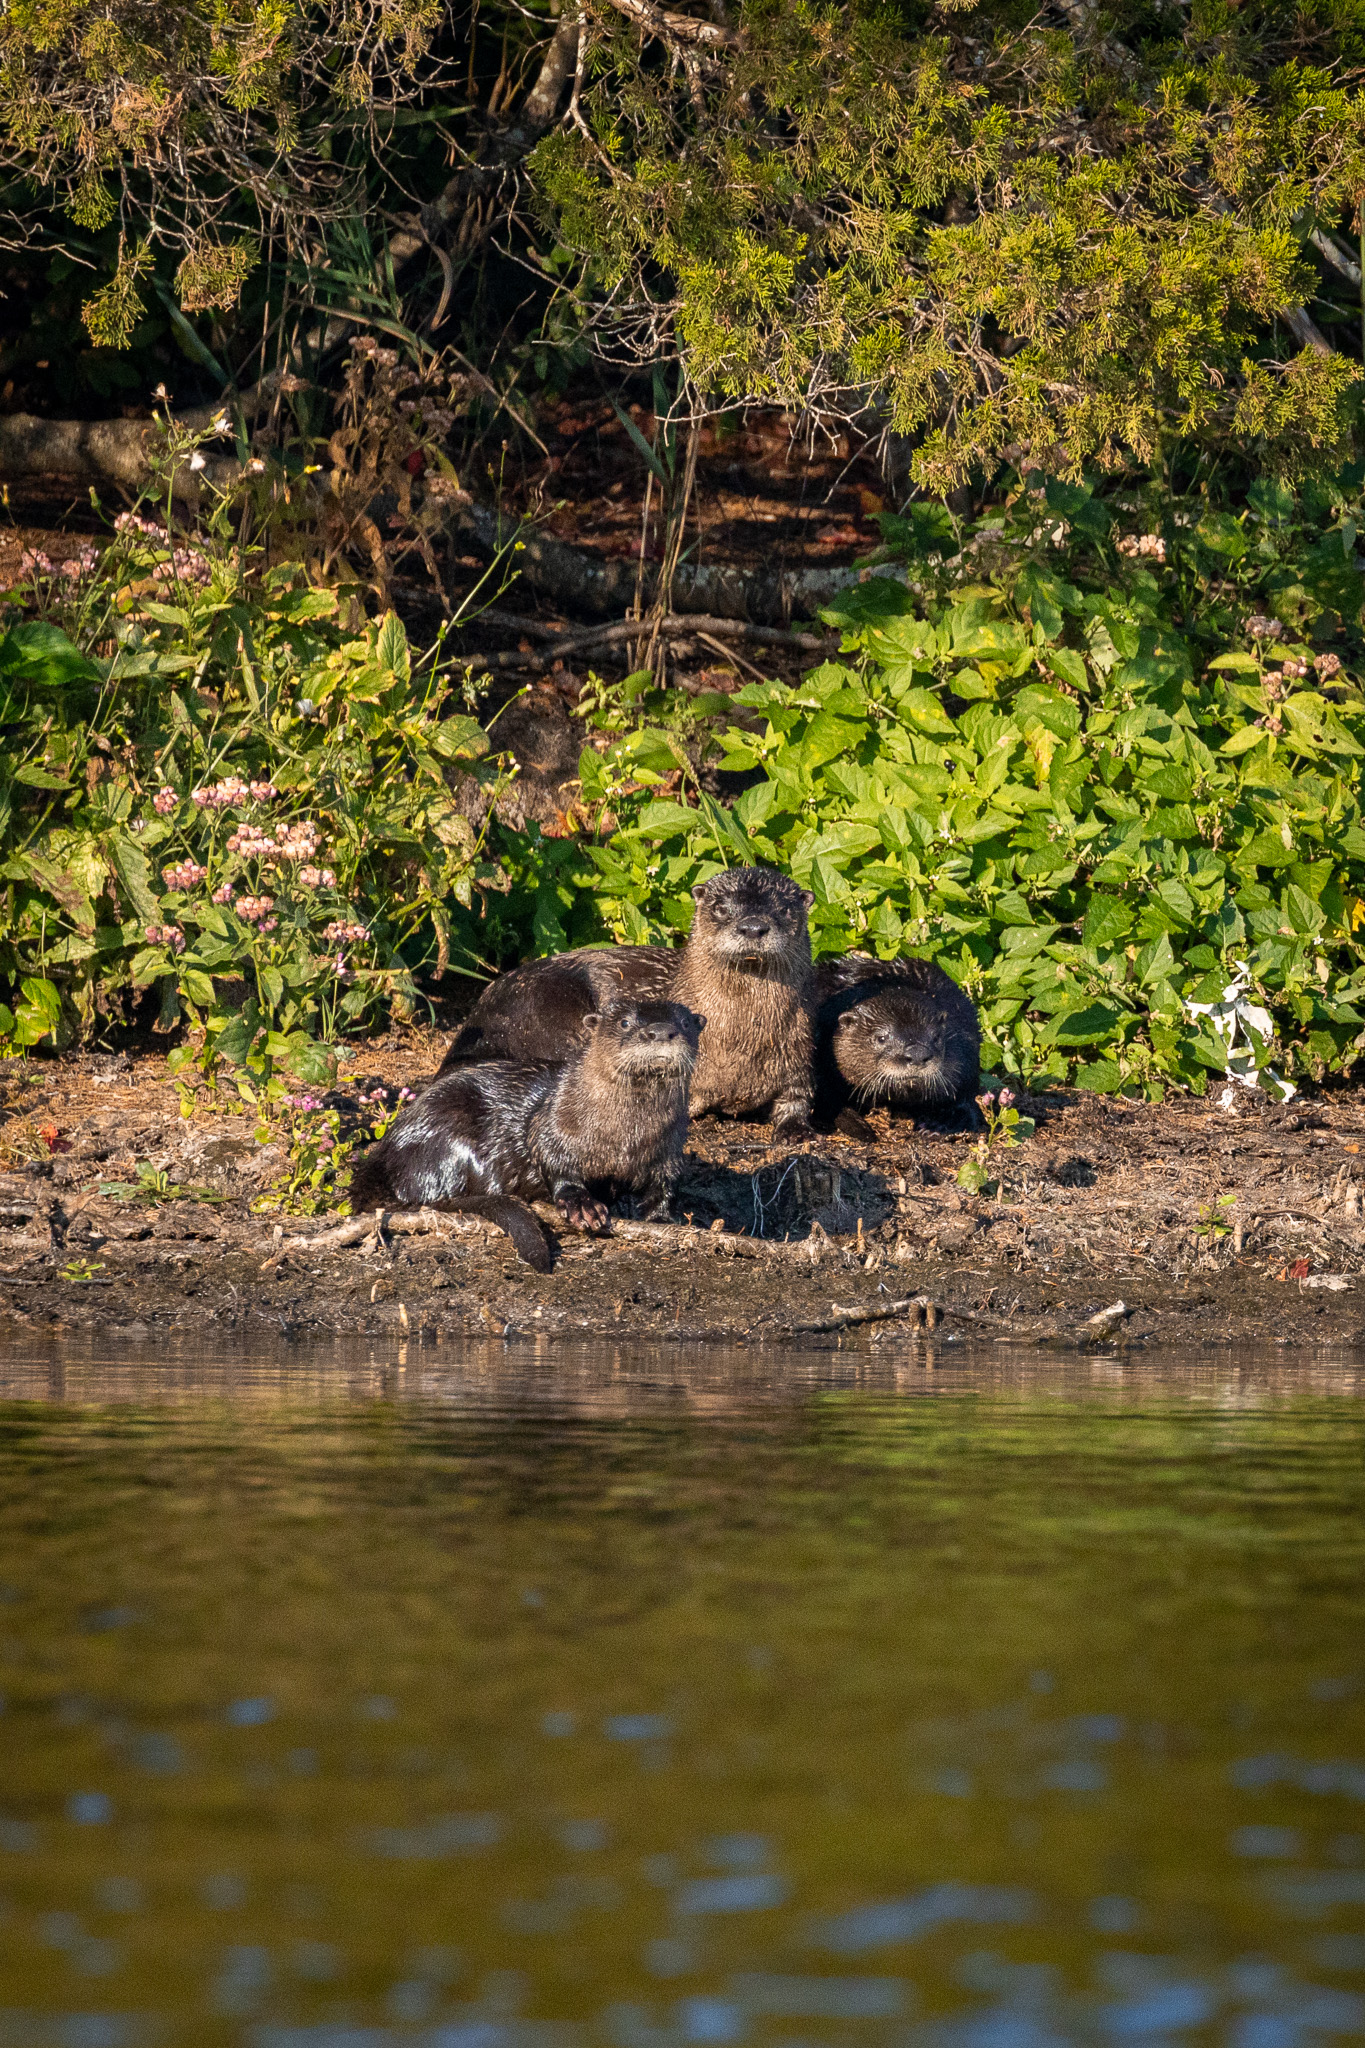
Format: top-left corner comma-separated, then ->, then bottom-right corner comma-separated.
350,999 -> 703,1270
440,866 -> 817,1138
815,954 -> 981,1138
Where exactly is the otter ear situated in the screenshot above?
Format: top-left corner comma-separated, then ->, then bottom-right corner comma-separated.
800,888 -> 815,911
582,1012 -> 601,1033
691,1011 -> 707,1033
690,882 -> 709,904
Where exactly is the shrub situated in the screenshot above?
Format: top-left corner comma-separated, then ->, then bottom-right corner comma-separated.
0,505 -> 508,1080
572,470 -> 1365,1097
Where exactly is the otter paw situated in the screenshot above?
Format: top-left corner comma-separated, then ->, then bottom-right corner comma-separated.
773,1113 -> 815,1143
558,1192 -> 611,1233
833,1108 -> 875,1143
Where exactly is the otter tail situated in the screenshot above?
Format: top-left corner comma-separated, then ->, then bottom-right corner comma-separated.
425,1195 -> 554,1272
348,1157 -> 553,1271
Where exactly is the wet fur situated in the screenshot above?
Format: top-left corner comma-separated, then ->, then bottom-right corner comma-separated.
815,954 -> 981,1127
352,1000 -> 702,1268
439,868 -> 816,1134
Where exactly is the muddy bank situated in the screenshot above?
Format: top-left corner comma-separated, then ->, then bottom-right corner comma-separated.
3,1036 -> 1365,1354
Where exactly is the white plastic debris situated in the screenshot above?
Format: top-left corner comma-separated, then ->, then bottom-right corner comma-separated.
1185,961 -> 1296,1107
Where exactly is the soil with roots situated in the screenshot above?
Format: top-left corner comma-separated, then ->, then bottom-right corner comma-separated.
3,1032 -> 1365,1360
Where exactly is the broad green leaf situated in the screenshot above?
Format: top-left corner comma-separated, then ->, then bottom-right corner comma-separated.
375,610 -> 411,683
1082,893 -> 1134,949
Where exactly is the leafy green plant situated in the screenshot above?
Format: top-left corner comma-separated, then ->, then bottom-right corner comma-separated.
957,1088 -> 1036,1196
1194,1193 -> 1238,1246
59,1259 -> 105,1284
254,1084 -> 409,1217
99,1161 -> 224,1205
567,467 -> 1365,1098
0,440 -> 513,1070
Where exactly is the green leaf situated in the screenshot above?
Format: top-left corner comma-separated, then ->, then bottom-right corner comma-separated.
895,689 -> 956,737
1221,725 -> 1268,756
1045,999 -> 1124,1046
1196,511 -> 1247,559
1081,893 -> 1134,949
432,716 -> 489,760
180,968 -> 216,1007
375,611 -> 411,683
0,621 -> 102,688
16,976 -> 61,1045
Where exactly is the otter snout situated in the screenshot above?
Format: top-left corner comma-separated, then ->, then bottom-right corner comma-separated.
883,1030 -> 939,1067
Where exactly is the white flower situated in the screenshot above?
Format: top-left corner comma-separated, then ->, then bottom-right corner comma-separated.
188,452 -> 206,473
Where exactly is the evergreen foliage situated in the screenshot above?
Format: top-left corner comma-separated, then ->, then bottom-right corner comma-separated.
534,0 -> 1365,478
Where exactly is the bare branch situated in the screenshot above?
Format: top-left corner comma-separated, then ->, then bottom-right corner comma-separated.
593,0 -> 741,48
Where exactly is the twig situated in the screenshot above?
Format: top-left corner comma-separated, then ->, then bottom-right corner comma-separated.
788,1295 -> 935,1334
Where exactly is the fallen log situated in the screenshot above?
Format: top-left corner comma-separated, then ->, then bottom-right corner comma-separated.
457,500 -> 874,625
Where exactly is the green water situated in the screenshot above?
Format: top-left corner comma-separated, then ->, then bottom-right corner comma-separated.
1,1341 -> 1364,2048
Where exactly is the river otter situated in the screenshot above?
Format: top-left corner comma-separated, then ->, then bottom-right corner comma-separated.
350,998 -> 704,1270
815,954 -> 981,1138
440,866 -> 817,1138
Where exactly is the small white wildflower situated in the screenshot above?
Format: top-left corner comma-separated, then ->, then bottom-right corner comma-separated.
188,452 -> 206,473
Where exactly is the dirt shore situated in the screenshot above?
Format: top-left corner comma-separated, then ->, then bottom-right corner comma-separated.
3,1034 -> 1365,1357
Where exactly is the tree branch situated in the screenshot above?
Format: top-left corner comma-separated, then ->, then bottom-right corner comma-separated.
594,0 -> 741,48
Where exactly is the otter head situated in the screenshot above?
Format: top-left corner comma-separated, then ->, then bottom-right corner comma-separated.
833,985 -> 972,1106
582,999 -> 705,1079
689,867 -> 815,974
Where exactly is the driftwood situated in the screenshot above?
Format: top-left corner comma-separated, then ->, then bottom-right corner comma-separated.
278,1207 -> 869,1266
457,500 -> 871,626
462,612 -> 836,674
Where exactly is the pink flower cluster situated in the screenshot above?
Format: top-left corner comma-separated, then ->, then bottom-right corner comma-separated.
298,865 -> 337,889
226,818 -> 321,863
144,923 -> 186,952
162,860 -> 208,892
1246,615 -> 1284,641
19,542 -> 99,582
152,790 -> 177,816
1117,533 -> 1166,562
152,547 -> 211,590
236,895 -> 277,930
211,883 -> 235,905
227,822 -> 276,857
115,511 -> 166,541
283,1093 -> 324,1113
1317,652 -> 1344,679
192,776 -> 277,809
326,920 -> 369,943
275,821 -> 321,862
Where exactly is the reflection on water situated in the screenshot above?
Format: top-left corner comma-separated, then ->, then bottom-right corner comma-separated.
0,1338 -> 1364,2047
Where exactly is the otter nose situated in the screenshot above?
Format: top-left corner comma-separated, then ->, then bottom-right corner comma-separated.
899,1036 -> 937,1063
735,917 -> 770,940
641,1017 -> 680,1041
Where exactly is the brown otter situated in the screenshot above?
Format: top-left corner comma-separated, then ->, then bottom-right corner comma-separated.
815,954 -> 981,1139
440,866 -> 817,1138
350,998 -> 703,1270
